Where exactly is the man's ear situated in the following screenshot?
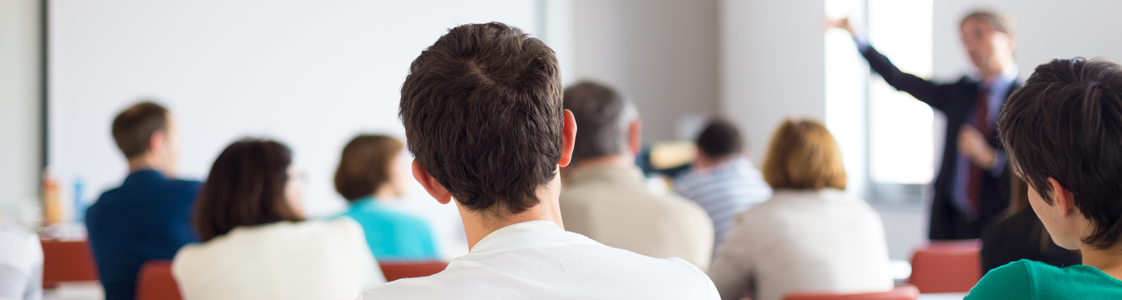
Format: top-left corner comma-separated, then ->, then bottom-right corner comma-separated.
148,130 -> 167,157
628,119 -> 642,156
412,160 -> 452,205
558,109 -> 577,167
1048,177 -> 1076,217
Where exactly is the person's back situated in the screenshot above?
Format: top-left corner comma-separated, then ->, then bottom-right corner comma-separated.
674,119 -> 772,250
357,22 -> 718,300
709,120 -> 892,300
558,81 -> 714,270
561,164 -> 713,269
84,102 -> 199,300
966,58 -> 1122,299
980,178 -> 1080,273
174,219 -> 380,300
173,139 -> 383,300
362,221 -> 716,299
333,135 -> 438,261
0,222 -> 43,300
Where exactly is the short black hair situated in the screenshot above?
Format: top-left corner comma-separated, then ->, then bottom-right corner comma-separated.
563,81 -> 633,166
999,57 -> 1122,249
696,118 -> 744,159
399,22 -> 563,218
111,101 -> 169,159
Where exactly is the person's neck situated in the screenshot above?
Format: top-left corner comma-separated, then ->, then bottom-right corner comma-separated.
981,60 -> 1015,83
574,154 -> 634,170
1081,243 -> 1122,280
127,156 -> 162,174
459,175 -> 564,251
373,187 -> 397,203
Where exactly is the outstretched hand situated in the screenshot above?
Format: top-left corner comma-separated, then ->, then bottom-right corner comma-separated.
824,18 -> 856,36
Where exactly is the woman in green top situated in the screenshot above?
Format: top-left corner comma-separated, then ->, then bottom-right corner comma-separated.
967,58 -> 1122,299
334,135 -> 439,261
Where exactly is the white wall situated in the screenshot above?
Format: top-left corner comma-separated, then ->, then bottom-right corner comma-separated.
572,0 -> 720,142
0,0 -> 41,227
720,0 -> 826,161
933,0 -> 1122,81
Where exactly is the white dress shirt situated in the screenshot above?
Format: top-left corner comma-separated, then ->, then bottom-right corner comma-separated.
173,218 -> 385,300
0,223 -> 42,300
356,220 -> 719,300
709,189 -> 893,300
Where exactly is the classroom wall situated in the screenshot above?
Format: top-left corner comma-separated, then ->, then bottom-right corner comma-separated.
572,0 -> 720,142
0,0 -> 41,225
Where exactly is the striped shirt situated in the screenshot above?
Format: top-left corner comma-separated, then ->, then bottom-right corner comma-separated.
674,157 -> 772,250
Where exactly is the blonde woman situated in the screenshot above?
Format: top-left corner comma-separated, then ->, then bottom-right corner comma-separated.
709,119 -> 892,300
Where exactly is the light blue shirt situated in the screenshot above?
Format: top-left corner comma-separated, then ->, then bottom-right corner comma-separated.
338,196 -> 439,261
673,156 -> 773,251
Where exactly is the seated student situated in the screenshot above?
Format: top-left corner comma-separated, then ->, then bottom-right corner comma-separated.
709,119 -> 893,300
980,177 -> 1081,273
966,58 -> 1122,299
0,221 -> 42,300
173,139 -> 384,300
674,118 -> 773,251
356,22 -> 719,299
559,81 -> 715,271
333,134 -> 438,261
85,102 -> 200,300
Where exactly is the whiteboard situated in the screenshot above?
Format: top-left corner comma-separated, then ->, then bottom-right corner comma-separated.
49,0 -> 570,259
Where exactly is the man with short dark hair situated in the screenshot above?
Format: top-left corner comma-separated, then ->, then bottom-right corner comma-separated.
965,57 -> 1122,299
558,81 -> 714,271
674,118 -> 772,251
356,23 -> 718,299
86,101 -> 200,300
828,10 -> 1019,240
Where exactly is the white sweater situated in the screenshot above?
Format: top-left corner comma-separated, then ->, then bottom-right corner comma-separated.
709,189 -> 893,300
173,218 -> 385,300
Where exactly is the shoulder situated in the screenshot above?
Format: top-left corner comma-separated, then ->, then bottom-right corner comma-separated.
168,179 -> 203,195
966,260 -> 1033,300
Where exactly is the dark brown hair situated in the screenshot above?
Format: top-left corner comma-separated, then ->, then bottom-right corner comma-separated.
399,22 -> 563,218
762,119 -> 846,190
334,135 -> 404,201
194,139 -> 303,241
111,101 -> 169,159
563,81 -> 633,166
960,10 -> 1014,36
696,118 -> 744,160
999,57 -> 1122,249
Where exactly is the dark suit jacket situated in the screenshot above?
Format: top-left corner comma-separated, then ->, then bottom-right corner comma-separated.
861,46 -> 1018,240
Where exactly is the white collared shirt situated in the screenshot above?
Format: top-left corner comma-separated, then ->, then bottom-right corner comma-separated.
356,220 -> 719,300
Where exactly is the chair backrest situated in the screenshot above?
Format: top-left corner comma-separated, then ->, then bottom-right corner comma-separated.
136,260 -> 183,300
783,285 -> 920,300
909,240 -> 982,293
41,239 -> 99,288
379,261 -> 449,282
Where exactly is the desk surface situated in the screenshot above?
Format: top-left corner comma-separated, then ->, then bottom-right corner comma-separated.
43,281 -> 103,300
919,293 -> 967,300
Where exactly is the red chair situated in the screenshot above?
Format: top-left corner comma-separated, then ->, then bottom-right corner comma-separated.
783,285 -> 920,300
909,240 -> 982,293
136,260 -> 183,300
40,239 -> 99,288
379,261 -> 449,282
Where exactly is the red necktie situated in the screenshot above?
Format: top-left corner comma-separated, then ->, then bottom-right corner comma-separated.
966,87 -> 989,216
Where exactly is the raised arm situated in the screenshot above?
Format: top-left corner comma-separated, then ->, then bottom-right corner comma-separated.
826,18 -> 955,112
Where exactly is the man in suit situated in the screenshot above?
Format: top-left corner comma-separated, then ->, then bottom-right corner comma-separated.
828,10 -> 1019,240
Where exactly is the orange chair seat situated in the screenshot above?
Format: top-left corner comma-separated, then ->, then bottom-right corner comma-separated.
784,285 -> 920,300
909,240 -> 982,293
379,261 -> 449,282
136,260 -> 182,300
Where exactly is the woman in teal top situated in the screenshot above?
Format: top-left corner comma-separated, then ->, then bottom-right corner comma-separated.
334,135 -> 438,261
967,58 -> 1122,299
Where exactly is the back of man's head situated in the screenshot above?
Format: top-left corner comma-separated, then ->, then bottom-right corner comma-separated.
562,81 -> 636,166
999,57 -> 1122,250
111,101 -> 169,159
400,22 -> 563,218
696,118 -> 744,161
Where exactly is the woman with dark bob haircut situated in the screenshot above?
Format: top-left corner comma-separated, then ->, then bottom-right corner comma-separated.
334,134 -> 438,261
172,139 -> 384,300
